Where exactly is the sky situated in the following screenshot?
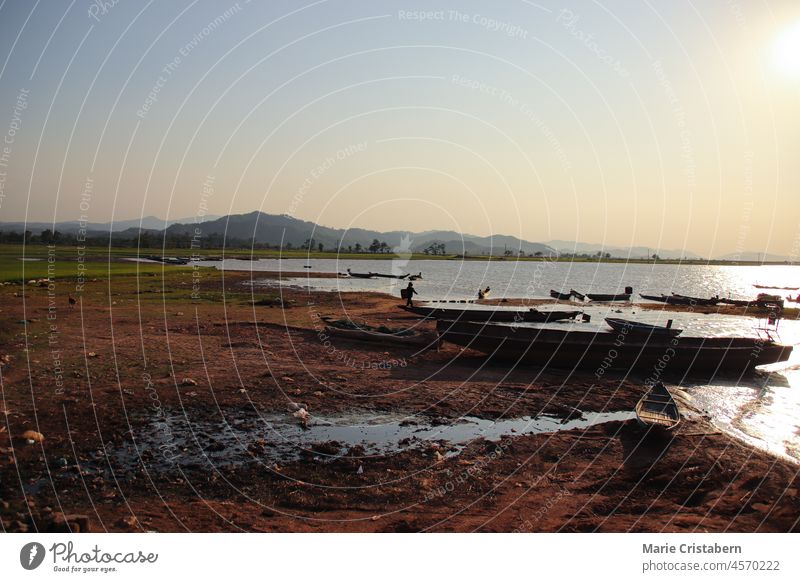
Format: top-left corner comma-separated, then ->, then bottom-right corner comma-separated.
0,0 -> 798,257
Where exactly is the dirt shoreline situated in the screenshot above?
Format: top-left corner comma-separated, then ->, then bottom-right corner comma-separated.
1,269 -> 798,532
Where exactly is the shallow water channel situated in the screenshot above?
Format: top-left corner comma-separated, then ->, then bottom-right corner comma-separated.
118,410 -> 634,471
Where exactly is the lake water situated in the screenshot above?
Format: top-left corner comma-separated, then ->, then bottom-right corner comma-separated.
195,258 -> 800,465
198,257 -> 800,302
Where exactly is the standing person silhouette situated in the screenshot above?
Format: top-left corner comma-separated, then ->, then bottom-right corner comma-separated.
405,282 -> 418,307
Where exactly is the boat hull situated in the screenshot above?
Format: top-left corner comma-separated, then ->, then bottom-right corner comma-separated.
586,293 -> 631,302
403,305 -> 581,323
436,320 -> 792,377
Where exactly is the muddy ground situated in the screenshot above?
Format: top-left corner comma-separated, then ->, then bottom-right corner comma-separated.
1,267 -> 798,532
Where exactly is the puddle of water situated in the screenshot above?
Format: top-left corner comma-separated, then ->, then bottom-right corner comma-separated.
116,410 -> 633,471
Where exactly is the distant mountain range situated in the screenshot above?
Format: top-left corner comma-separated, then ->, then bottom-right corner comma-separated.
161,212 -> 556,256
0,215 -> 221,234
0,213 -> 794,261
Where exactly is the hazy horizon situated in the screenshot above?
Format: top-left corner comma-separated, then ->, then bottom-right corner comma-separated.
1,0 -> 799,258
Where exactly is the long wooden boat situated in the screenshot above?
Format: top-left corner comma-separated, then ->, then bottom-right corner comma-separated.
346,269 -> 375,279
639,293 -> 680,304
372,273 -> 409,279
325,326 -> 435,347
635,382 -> 680,430
586,292 -> 631,302
754,284 -> 799,290
640,293 -> 694,306
550,290 -> 573,300
401,305 -> 582,323
671,293 -> 719,306
435,320 -> 792,376
605,318 -> 682,338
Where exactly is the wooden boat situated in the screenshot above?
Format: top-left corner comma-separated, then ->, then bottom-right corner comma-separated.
550,290 -> 573,300
605,318 -> 682,338
671,293 -> 719,306
718,297 -> 751,307
635,382 -> 680,430
401,305 -> 582,323
639,293 -> 678,304
324,326 -> 435,347
754,284 -> 799,290
346,269 -> 375,279
435,320 -> 793,376
586,292 -> 631,302
373,273 -> 409,279
640,293 -> 718,306
718,296 -> 785,309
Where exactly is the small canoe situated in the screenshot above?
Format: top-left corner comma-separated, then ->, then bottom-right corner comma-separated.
635,383 -> 680,430
586,293 -> 631,302
550,290 -> 573,300
373,273 -> 409,279
605,317 -> 682,337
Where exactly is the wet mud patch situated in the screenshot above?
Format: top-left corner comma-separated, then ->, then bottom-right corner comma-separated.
115,409 -> 635,473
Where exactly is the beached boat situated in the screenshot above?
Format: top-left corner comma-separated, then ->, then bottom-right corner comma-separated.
550,290 -> 573,300
671,293 -> 719,306
401,305 -> 582,323
605,318 -> 682,337
753,284 -> 799,290
586,292 -> 631,302
639,293 -> 679,304
346,269 -> 375,279
717,297 -> 751,307
640,293 -> 718,306
635,383 -> 680,430
373,273 -> 409,279
435,320 -> 792,376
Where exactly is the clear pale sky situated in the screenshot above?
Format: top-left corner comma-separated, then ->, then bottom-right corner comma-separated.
0,0 -> 798,257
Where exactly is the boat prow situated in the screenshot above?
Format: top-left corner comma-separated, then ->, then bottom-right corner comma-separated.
636,383 -> 681,430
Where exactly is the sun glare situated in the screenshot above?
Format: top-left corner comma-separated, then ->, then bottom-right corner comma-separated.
772,22 -> 800,76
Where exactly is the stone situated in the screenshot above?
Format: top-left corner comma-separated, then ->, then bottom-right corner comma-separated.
21,430 -> 45,443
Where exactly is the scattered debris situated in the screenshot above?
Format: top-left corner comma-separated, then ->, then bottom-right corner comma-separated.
292,408 -> 310,428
